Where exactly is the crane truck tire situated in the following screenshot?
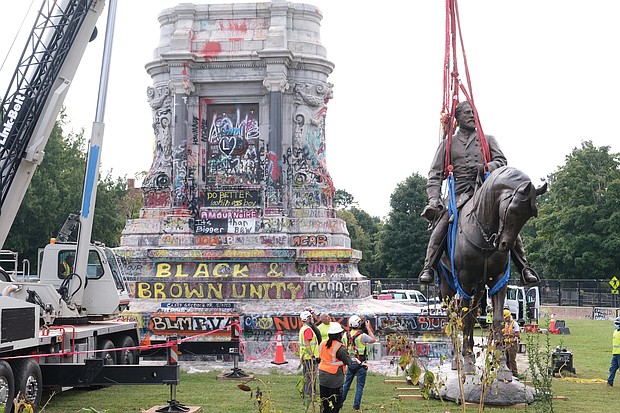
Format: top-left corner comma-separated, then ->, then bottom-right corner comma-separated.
0,360 -> 15,412
87,339 -> 118,391
114,335 -> 138,365
0,269 -> 11,283
97,339 -> 117,365
10,358 -> 42,411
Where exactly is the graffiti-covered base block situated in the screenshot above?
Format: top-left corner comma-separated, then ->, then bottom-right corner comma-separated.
122,297 -> 450,363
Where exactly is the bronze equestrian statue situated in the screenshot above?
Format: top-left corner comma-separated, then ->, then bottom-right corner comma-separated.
418,101 -> 540,286
435,165 -> 546,373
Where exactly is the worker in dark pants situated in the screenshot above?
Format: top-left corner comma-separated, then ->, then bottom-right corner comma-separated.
503,309 -> 520,376
607,317 -> 620,387
341,315 -> 376,412
318,322 -> 351,413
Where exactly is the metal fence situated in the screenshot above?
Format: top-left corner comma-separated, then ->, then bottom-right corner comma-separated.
539,279 -> 620,307
370,277 -> 620,308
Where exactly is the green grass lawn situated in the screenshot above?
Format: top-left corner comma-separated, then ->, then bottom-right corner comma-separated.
40,319 -> 620,413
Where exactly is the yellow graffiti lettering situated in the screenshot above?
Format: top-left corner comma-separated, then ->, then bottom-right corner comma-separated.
154,282 -> 166,299
156,263 -> 172,277
207,283 -> 223,299
195,263 -> 209,277
185,284 -> 205,298
287,283 -> 302,299
232,263 -> 249,277
231,283 -> 246,298
272,282 -> 286,299
267,263 -> 283,277
169,283 -> 183,298
137,282 -> 152,298
213,263 -> 229,277
176,264 -> 189,277
249,283 -> 263,299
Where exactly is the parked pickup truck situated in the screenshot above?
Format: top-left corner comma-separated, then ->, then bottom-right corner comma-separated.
375,289 -> 428,303
374,289 -> 445,315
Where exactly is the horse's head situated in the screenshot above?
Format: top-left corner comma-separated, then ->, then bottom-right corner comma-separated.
496,176 -> 547,252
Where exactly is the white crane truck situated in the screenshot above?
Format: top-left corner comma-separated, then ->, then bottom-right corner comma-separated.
0,1 -> 178,411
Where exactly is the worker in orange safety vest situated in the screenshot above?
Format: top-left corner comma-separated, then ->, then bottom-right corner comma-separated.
318,322 -> 351,413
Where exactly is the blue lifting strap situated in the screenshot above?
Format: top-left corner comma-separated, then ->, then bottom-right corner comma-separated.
442,172 -> 510,300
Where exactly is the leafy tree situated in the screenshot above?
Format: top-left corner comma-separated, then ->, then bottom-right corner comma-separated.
119,183 -> 145,220
333,189 -> 354,209
337,208 -> 369,262
337,206 -> 386,277
92,172 -> 132,247
379,173 -> 429,278
4,115 -> 129,266
524,141 -> 620,280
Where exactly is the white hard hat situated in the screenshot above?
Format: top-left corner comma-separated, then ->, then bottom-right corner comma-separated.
349,315 -> 362,329
300,310 -> 312,322
328,322 -> 344,335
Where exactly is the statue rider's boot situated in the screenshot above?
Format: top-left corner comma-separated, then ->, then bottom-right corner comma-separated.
511,235 -> 540,285
418,217 -> 448,284
418,267 -> 435,284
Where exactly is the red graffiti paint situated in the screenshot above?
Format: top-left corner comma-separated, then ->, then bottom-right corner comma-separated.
145,191 -> 170,208
268,152 -> 280,181
218,20 -> 249,33
228,21 -> 248,32
200,41 -> 222,61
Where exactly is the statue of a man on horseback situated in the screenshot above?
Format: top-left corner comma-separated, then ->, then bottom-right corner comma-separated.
418,101 -> 540,286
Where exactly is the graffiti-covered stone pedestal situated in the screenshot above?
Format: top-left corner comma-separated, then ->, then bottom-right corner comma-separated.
115,1 -> 448,360
116,1 -> 367,301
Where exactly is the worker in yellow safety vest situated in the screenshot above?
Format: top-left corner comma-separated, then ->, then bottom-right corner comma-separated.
317,312 -> 331,343
503,309 -> 520,376
485,305 -> 493,326
59,254 -> 74,278
607,317 -> 620,387
299,310 -> 320,407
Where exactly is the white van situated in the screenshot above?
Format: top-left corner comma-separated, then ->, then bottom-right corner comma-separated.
479,285 -> 540,326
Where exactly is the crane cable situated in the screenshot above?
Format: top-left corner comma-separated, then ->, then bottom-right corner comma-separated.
0,0 -> 37,74
441,0 -> 491,178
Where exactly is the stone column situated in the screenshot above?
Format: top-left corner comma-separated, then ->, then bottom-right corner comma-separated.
260,0 -> 290,211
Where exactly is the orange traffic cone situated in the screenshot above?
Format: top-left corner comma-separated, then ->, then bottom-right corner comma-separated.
549,313 -> 557,334
140,333 -> 151,348
271,330 -> 288,365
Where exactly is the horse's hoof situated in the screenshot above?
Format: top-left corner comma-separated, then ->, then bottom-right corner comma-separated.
463,364 -> 476,375
497,368 -> 513,382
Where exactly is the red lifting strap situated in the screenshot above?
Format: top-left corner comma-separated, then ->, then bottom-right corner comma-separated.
441,0 -> 490,178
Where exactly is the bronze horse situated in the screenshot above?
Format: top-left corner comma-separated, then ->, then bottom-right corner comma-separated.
437,166 -> 547,373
